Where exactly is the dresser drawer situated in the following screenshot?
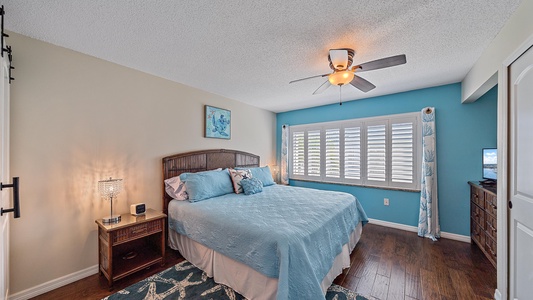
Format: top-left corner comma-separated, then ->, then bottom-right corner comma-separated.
484,192 -> 497,216
471,219 -> 483,245
485,235 -> 497,264
471,202 -> 484,228
112,219 -> 163,245
485,214 -> 497,240
471,186 -> 484,207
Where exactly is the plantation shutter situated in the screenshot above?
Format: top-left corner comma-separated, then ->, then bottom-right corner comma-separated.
307,130 -> 321,177
391,121 -> 414,184
287,111 -> 420,190
344,127 -> 361,180
291,131 -> 305,176
325,128 -> 341,178
367,123 -> 387,182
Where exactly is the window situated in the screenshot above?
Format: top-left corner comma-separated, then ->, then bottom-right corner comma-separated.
288,112 -> 421,190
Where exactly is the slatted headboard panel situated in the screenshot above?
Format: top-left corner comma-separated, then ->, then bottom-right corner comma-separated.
162,149 -> 260,215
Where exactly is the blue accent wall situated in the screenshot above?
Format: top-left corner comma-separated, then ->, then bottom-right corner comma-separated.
276,83 -> 497,236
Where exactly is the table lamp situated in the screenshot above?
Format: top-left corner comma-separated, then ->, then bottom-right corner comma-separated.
98,177 -> 123,224
271,165 -> 280,183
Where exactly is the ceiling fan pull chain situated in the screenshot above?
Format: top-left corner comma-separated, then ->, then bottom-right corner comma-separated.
339,86 -> 343,106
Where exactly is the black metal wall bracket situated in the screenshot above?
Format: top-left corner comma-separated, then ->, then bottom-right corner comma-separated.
0,6 -> 14,83
7,45 -> 14,83
0,5 -> 9,58
1,177 -> 20,218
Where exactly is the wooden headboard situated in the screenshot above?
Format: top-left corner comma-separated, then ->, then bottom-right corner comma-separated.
162,149 -> 260,215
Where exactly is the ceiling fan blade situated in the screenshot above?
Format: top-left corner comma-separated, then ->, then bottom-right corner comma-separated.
328,49 -> 349,70
350,75 -> 376,92
312,80 -> 332,95
354,54 -> 406,72
289,73 -> 329,84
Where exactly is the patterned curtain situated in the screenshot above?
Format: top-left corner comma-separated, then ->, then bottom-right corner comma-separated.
281,124 -> 289,185
418,107 -> 440,241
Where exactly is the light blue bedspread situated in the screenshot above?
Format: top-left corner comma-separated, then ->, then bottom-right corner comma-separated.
168,185 -> 368,299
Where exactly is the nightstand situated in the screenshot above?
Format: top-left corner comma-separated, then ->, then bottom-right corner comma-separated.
95,208 -> 166,286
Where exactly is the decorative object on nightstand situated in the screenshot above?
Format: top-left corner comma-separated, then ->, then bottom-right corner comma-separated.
98,177 -> 123,224
130,203 -> 146,216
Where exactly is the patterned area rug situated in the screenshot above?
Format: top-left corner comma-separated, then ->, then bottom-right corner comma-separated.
103,260 -> 369,300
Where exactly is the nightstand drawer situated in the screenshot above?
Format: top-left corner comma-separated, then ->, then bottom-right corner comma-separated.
112,219 -> 163,245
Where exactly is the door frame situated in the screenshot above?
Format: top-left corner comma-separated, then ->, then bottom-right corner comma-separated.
496,32 -> 533,300
0,45 -> 11,300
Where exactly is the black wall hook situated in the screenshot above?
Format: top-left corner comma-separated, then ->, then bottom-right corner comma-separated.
0,5 -> 9,58
7,45 -> 14,83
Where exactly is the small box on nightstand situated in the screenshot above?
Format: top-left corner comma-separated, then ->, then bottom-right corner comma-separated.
130,203 -> 146,216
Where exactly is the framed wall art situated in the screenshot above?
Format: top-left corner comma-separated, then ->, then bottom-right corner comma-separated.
205,105 -> 231,139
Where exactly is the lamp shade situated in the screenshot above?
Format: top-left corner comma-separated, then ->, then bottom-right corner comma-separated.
328,70 -> 354,86
270,165 -> 280,183
98,178 -> 123,199
98,177 -> 123,224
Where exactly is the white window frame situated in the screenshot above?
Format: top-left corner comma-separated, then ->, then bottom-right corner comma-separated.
288,112 -> 421,191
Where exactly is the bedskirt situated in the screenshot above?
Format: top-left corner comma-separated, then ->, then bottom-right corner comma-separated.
168,222 -> 363,300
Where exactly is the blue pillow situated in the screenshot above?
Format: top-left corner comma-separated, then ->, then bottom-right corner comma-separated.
179,168 -> 221,181
183,169 -> 234,202
237,166 -> 275,186
240,178 -> 263,195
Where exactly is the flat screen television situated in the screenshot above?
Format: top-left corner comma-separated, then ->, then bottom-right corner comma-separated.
482,148 -> 497,181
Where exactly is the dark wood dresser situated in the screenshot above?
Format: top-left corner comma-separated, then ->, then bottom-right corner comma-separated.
469,181 -> 497,268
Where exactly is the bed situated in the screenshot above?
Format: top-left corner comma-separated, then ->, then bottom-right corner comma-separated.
162,149 -> 368,300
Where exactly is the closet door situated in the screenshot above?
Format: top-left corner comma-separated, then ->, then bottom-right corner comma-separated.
509,45 -> 533,300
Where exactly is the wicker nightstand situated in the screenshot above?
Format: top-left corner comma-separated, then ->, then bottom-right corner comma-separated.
95,209 -> 166,286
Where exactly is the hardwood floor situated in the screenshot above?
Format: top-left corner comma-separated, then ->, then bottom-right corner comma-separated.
333,224 -> 496,300
31,224 -> 496,300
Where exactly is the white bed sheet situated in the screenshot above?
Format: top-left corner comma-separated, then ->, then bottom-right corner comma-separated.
168,222 -> 363,300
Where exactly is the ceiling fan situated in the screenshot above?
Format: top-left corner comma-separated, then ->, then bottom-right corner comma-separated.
289,48 -> 406,95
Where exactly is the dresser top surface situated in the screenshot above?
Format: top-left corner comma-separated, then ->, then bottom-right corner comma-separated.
468,181 -> 497,195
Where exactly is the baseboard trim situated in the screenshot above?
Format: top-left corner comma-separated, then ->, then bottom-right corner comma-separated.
7,220 -> 470,299
494,288 -> 502,300
8,265 -> 99,300
368,218 -> 471,243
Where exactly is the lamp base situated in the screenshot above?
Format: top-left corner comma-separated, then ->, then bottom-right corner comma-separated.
102,214 -> 121,224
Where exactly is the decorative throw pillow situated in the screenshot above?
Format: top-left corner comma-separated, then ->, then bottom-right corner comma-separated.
228,168 -> 253,194
164,176 -> 188,200
241,178 -> 263,195
236,166 -> 276,186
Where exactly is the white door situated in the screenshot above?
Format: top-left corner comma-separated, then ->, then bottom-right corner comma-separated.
509,45 -> 533,300
0,52 -> 10,299
0,56 -> 10,300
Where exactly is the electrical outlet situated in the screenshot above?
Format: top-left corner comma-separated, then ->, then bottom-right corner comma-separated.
384,198 -> 390,206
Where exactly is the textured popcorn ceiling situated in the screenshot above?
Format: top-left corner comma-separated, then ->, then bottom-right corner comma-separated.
1,1 -> 521,112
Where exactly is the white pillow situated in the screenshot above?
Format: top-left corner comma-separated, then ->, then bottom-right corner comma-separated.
164,176 -> 188,200
165,168 -> 224,200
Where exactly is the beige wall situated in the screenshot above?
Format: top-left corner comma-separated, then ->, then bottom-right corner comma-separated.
8,32 -> 276,295
461,0 -> 533,102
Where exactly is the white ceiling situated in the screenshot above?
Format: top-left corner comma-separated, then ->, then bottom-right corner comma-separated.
0,0 -> 521,112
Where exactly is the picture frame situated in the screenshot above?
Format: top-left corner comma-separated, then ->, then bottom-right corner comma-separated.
205,105 -> 231,139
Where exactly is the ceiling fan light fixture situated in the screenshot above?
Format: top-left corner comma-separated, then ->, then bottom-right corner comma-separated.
328,70 -> 354,86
